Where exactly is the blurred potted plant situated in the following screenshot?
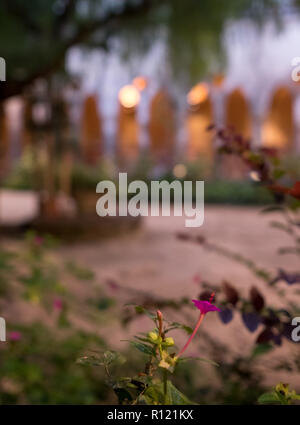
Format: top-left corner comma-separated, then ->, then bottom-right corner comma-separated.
71,159 -> 116,214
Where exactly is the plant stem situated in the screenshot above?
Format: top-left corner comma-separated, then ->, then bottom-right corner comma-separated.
177,313 -> 204,357
163,369 -> 168,405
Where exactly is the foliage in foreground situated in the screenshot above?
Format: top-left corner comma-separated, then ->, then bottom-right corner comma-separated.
0,323 -> 107,404
1,126 -> 300,405
258,383 -> 300,405
3,147 -> 276,205
0,231 -> 115,404
79,307 -> 219,405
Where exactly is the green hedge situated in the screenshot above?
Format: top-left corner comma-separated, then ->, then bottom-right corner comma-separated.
204,180 -> 273,205
2,151 -> 273,205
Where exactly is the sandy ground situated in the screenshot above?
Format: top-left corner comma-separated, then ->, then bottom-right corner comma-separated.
60,205 -> 298,301
1,190 -> 299,389
57,206 -> 299,388
0,190 -> 39,225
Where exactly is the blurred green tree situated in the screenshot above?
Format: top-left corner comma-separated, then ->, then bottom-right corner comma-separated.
0,0 -> 290,101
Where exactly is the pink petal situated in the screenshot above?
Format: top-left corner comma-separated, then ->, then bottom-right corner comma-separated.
192,299 -> 221,314
8,331 -> 22,341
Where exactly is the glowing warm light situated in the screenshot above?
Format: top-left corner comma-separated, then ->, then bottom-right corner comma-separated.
212,73 -> 225,88
118,85 -> 141,109
132,76 -> 148,91
261,121 -> 286,149
187,83 -> 209,107
249,171 -> 261,182
173,163 -> 187,179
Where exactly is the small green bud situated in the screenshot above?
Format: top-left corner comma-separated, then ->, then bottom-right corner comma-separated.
275,383 -> 289,396
148,331 -> 158,342
164,337 -> 174,347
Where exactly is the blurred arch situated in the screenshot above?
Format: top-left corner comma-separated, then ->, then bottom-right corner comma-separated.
261,86 -> 294,151
81,94 -> 102,164
0,102 -> 9,178
149,90 -> 176,164
186,83 -> 214,168
117,85 -> 140,163
223,88 -> 252,179
225,88 -> 252,139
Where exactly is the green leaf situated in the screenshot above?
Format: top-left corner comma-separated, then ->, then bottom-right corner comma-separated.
129,341 -> 154,356
289,199 -> 300,211
78,350 -> 126,367
103,350 -> 126,366
143,384 -> 162,404
144,381 -> 196,405
134,305 -> 156,320
167,381 -> 196,405
258,392 -> 280,404
251,343 -> 273,358
114,387 -> 133,404
178,356 -> 219,367
97,297 -> 115,310
291,393 -> 300,401
77,355 -> 103,367
272,168 -> 286,180
165,322 -> 193,335
65,261 -> 95,280
135,336 -> 153,343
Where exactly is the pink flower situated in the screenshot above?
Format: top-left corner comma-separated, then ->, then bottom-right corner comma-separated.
53,298 -> 63,311
193,274 -> 202,285
192,299 -> 221,314
34,236 -> 43,246
157,310 -> 163,336
8,331 -> 22,341
178,293 -> 220,357
106,279 -> 119,291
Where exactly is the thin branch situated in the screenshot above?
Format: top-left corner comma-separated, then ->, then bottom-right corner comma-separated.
54,0 -> 77,35
3,0 -> 41,34
0,0 -> 158,101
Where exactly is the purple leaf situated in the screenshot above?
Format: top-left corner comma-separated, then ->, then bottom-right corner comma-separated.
256,328 -> 274,344
282,323 -> 299,343
242,312 -> 261,332
222,281 -> 239,306
219,308 -> 233,324
262,310 -> 280,327
273,333 -> 282,346
270,269 -> 300,286
250,286 -> 265,312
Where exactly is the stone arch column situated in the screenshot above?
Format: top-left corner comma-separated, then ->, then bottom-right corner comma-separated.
149,90 -> 176,165
261,86 -> 294,151
225,88 -> 252,139
223,88 -> 252,179
81,94 -> 102,164
0,102 -> 9,178
185,83 -> 214,174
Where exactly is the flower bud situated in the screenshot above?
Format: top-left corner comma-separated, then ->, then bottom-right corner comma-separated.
148,331 -> 158,342
164,337 -> 175,346
275,383 -> 289,396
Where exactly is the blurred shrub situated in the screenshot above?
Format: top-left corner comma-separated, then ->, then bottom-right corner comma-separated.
0,324 -> 107,404
3,148 -> 37,190
204,180 -> 273,204
0,231 -> 119,404
281,155 -> 300,182
2,150 -> 275,205
71,160 -> 116,192
2,149 -> 115,193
